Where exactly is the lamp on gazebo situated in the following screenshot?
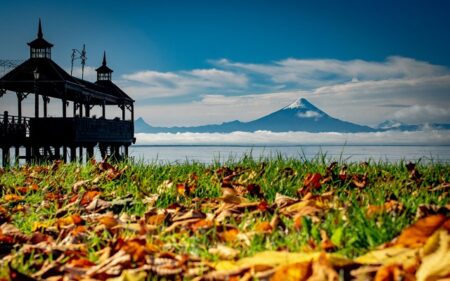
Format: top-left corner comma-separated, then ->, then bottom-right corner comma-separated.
33,67 -> 40,80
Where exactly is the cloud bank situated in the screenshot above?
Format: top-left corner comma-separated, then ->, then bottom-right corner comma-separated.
135,130 -> 450,146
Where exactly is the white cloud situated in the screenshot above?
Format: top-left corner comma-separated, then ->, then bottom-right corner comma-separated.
135,130 -> 450,146
297,110 -> 322,119
122,68 -> 248,99
67,66 -> 97,82
214,56 -> 448,88
393,105 -> 450,124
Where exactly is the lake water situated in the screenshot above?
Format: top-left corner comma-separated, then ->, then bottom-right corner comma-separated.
1,145 -> 449,166
129,145 -> 450,164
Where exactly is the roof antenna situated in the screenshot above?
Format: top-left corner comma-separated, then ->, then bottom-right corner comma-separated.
70,44 -> 87,80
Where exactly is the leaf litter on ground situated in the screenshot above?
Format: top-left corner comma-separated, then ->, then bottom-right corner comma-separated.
0,158 -> 448,280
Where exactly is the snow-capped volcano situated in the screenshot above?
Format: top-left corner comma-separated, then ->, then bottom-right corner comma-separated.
243,98 -> 374,132
135,98 -> 376,133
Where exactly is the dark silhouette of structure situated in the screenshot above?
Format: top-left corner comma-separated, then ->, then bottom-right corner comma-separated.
0,20 -> 135,166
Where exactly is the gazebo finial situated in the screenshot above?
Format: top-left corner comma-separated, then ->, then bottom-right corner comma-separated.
37,18 -> 43,39
102,51 -> 107,66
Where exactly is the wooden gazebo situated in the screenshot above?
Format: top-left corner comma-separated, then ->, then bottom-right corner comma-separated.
0,20 -> 135,166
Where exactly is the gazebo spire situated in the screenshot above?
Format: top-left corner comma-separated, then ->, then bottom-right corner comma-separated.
37,18 -> 43,39
102,51 -> 107,66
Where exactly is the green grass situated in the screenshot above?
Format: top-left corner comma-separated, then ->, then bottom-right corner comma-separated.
0,155 -> 449,278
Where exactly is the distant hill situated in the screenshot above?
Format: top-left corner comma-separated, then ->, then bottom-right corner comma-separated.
377,120 -> 450,131
135,98 -> 377,133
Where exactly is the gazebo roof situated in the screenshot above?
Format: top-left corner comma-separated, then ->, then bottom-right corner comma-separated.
0,58 -> 133,105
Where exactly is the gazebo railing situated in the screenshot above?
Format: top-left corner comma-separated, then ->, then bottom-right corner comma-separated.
1,111 -> 30,139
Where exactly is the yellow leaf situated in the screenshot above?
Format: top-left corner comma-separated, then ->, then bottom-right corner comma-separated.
3,194 -> 23,202
416,230 -> 450,281
270,261 -> 312,281
106,269 -> 147,281
355,247 -> 418,267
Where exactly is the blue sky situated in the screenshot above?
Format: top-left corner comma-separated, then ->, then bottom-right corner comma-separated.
1,0 -> 450,126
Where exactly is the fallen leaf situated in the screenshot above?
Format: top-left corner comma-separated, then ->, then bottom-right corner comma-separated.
209,244 -> 240,260
271,261 -> 312,281
416,230 -> 450,281
3,194 -> 23,202
395,214 -> 447,248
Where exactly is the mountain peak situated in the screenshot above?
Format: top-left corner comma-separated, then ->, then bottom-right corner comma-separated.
284,98 -> 320,111
283,98 -> 317,110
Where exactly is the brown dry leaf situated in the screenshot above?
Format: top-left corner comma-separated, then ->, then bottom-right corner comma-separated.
395,214 -> 447,248
274,193 -> 298,209
352,173 -> 368,188
286,201 -> 323,221
72,180 -> 90,192
304,173 -> 322,189
270,261 -> 312,281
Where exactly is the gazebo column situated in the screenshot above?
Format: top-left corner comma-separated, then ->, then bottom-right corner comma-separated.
102,101 -> 106,118
131,104 -> 134,123
35,92 -> 39,118
16,92 -> 27,164
85,99 -> 90,118
62,97 -> 67,162
73,102 -> 77,117
42,96 -> 49,117
121,104 -> 125,120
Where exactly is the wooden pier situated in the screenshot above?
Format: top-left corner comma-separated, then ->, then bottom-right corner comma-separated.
0,20 -> 135,166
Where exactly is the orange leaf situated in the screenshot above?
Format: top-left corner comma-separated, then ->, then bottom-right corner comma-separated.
374,264 -> 413,281
219,228 -> 239,242
80,191 -> 101,206
97,214 -> 119,229
147,214 -> 167,226
255,221 -> 273,233
271,261 -> 312,281
190,219 -> 214,232
395,214 -> 447,248
57,214 -> 84,227
3,194 -> 23,202
69,258 -> 96,268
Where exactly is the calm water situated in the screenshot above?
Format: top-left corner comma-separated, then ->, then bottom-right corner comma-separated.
2,145 -> 449,165
129,145 -> 450,164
